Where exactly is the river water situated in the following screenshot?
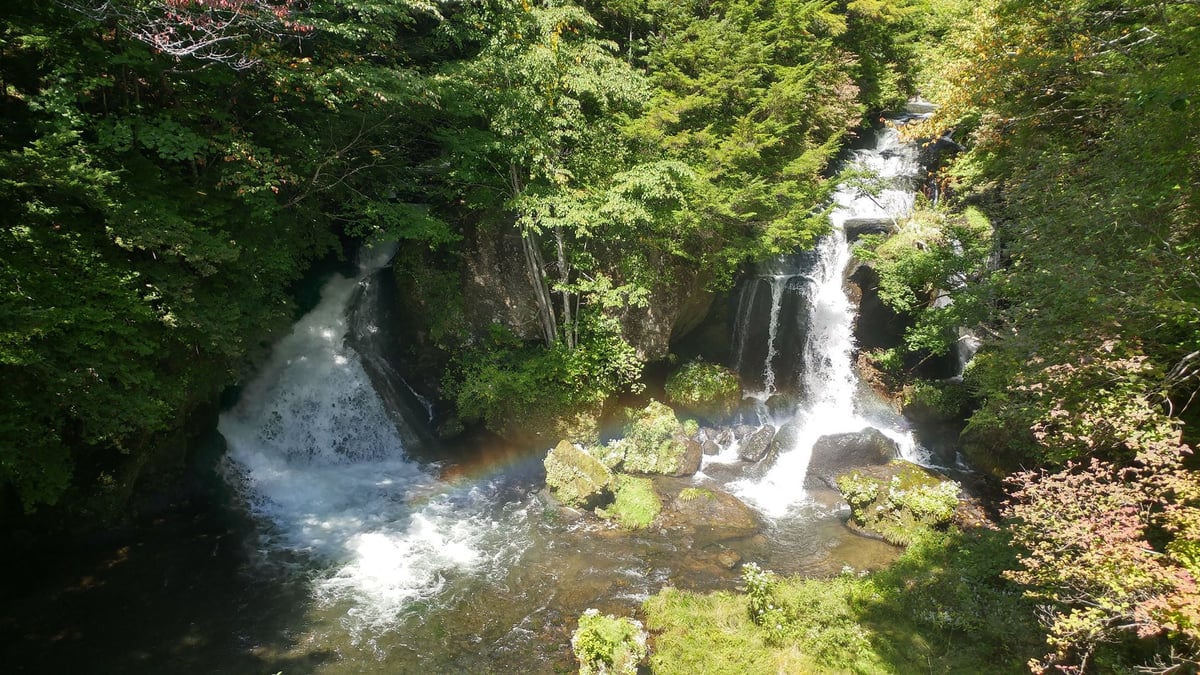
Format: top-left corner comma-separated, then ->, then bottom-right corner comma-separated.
1,118 -> 930,674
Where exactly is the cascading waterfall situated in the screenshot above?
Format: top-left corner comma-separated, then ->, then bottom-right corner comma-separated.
218,243 -> 530,633
729,118 -> 928,517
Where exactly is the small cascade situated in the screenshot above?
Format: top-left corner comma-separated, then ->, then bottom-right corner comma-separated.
218,242 -> 530,633
728,118 -> 930,516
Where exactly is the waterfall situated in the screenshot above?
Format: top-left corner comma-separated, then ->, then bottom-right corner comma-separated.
218,242 -> 528,633
729,119 -> 927,516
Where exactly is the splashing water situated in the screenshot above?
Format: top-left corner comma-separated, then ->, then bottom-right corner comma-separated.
218,244 -> 530,634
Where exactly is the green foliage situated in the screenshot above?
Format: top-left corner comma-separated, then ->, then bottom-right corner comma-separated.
596,474 -> 661,529
445,316 -> 643,442
854,204 -> 993,358
645,529 -> 1041,673
604,400 -> 692,475
663,360 -> 741,421
836,462 -> 960,545
571,608 -> 648,675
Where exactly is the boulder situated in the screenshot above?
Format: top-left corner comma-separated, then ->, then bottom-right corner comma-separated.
613,401 -> 702,477
848,263 -> 909,353
737,425 -> 776,462
701,439 -> 721,456
663,485 -> 762,545
544,440 -> 614,509
835,460 -> 959,546
807,428 -> 899,487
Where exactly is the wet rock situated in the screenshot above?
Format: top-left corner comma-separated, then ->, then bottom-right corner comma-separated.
807,428 -> 899,488
544,440 -> 614,509
716,549 -> 742,569
737,425 -> 776,462
848,263 -> 908,353
701,439 -> 721,456
663,485 -> 762,546
843,217 -> 894,242
673,437 -> 703,477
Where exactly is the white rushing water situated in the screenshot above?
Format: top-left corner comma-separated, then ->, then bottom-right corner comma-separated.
218,244 -> 528,633
730,121 -> 927,517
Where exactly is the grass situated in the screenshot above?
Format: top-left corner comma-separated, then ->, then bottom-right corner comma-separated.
643,528 -> 1044,674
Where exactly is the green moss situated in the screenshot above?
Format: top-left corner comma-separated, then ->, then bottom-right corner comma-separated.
571,609 -> 647,675
644,529 -> 1042,674
543,440 -> 613,509
664,360 -> 742,421
836,461 -> 959,546
597,475 -> 662,530
612,400 -> 691,475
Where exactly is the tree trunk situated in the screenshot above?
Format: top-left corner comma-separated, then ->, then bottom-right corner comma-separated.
554,226 -> 575,350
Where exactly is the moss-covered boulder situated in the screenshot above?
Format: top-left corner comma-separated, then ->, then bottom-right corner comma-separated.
664,360 -> 742,422
544,440 -> 614,509
604,401 -> 702,476
597,475 -> 662,530
571,609 -> 648,675
835,460 -> 959,546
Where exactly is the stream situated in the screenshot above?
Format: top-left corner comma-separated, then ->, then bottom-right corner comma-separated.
1,116 -> 936,674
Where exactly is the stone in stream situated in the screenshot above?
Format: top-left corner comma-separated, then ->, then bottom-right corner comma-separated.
737,424 -> 776,462
806,427 -> 899,488
605,401 -> 703,477
660,482 -> 762,546
544,440 -> 614,509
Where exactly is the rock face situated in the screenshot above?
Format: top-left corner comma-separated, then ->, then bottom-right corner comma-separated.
807,427 -> 899,487
737,425 -> 776,462
462,223 -> 544,341
544,440 -> 614,509
847,263 -> 908,353
618,256 -> 714,360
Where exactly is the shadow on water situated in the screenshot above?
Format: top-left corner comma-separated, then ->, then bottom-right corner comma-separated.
0,502 -> 334,674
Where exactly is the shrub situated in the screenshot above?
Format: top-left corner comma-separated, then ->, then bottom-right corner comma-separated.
664,360 -> 741,421
571,609 -> 647,675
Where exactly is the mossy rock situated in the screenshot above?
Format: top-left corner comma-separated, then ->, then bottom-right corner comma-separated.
835,460 -> 959,546
597,475 -> 662,530
605,400 -> 702,476
544,440 -> 614,509
571,609 -> 647,675
664,360 -> 742,422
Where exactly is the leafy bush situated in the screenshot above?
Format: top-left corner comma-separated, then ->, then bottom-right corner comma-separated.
444,320 -> 643,443
571,609 -> 647,675
664,360 -> 741,421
